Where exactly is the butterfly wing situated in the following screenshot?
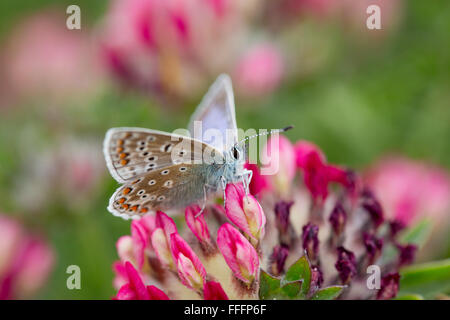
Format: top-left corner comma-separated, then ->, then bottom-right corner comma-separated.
108,162 -> 219,219
103,127 -> 212,183
104,128 -> 226,219
188,74 -> 238,152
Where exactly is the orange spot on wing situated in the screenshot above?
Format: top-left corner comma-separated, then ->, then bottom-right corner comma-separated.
119,198 -> 126,204
116,147 -> 124,153
122,204 -> 129,210
131,205 -> 138,212
117,139 -> 124,146
119,153 -> 128,159
140,208 -> 148,213
120,159 -> 129,166
123,188 -> 132,195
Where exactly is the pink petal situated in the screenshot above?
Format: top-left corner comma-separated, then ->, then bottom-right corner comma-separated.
116,283 -> 137,300
203,281 -> 229,300
124,261 -> 149,300
147,285 -> 170,300
185,205 -> 210,243
155,211 -> 178,239
170,233 -> 206,286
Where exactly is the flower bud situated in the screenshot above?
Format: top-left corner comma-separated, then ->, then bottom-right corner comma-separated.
225,183 -> 266,241
329,203 -> 347,236
302,223 -> 319,261
360,189 -> 384,228
363,232 -> 383,265
217,223 -> 259,285
397,243 -> 417,267
185,205 -> 211,244
151,228 -> 174,269
376,273 -> 400,300
170,233 -> 206,291
335,247 -> 357,284
269,245 -> 289,276
244,162 -> 271,196
274,201 -> 293,234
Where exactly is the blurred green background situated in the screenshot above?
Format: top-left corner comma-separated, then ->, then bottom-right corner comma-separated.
0,0 -> 449,299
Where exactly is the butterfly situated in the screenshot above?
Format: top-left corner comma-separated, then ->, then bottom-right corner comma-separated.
103,75 -> 247,219
103,74 -> 291,220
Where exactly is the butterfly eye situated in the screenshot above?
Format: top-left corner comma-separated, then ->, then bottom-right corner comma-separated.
232,147 -> 240,160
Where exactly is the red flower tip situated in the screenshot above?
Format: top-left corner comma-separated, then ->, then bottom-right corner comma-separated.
274,201 -> 294,234
363,232 -> 383,265
203,281 -> 229,300
269,244 -> 289,276
397,243 -> 417,267
329,202 -> 347,236
377,273 -> 400,300
335,247 -> 357,284
360,189 -> 384,228
302,223 -> 319,261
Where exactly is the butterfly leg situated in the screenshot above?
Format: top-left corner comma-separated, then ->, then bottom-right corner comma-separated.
242,169 -> 253,196
220,175 -> 227,207
195,185 -> 210,218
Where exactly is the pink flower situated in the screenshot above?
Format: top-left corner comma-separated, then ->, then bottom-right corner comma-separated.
261,135 -> 296,197
170,233 -> 207,290
217,223 -> 259,285
295,140 -> 351,202
116,262 -> 169,300
225,183 -> 266,241
100,0 -> 247,98
0,215 -> 54,299
366,157 -> 450,225
185,205 -> 211,244
204,281 -> 229,300
234,44 -> 284,97
4,10 -> 102,104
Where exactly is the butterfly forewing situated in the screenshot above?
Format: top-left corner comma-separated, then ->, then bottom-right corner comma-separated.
188,74 -> 238,152
104,128 -> 225,219
104,128 -> 210,183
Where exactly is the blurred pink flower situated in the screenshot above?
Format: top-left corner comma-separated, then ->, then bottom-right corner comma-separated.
0,215 -> 54,300
295,140 -> 354,203
261,135 -> 296,197
365,157 -> 450,226
233,44 -> 284,97
100,0 -> 253,99
15,138 -> 105,213
3,10 -> 103,105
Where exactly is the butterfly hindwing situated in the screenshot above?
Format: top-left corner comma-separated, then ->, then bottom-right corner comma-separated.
108,163 -> 218,219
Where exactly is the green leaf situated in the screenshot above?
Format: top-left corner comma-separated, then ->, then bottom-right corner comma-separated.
285,255 -> 311,296
399,219 -> 432,247
310,286 -> 346,300
399,259 -> 450,299
394,294 -> 424,300
281,280 -> 303,299
259,270 -> 282,300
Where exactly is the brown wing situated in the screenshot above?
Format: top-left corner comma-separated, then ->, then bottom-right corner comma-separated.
103,128 -> 219,183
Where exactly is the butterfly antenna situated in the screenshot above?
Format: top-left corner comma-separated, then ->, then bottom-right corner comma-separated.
238,125 -> 294,146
